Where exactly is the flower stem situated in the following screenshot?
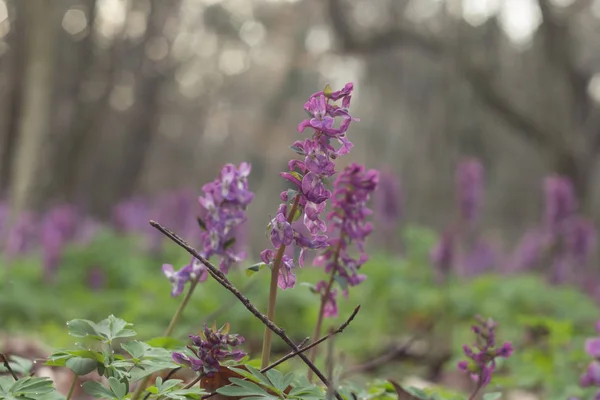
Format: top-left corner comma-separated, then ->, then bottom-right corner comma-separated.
260,195 -> 301,368
131,276 -> 200,400
66,373 -> 77,400
307,236 -> 343,381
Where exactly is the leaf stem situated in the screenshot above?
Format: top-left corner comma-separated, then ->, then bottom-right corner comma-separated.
66,373 -> 77,400
260,195 -> 301,369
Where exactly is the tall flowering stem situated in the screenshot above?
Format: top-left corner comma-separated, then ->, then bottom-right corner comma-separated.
308,163 -> 378,380
259,83 -> 358,368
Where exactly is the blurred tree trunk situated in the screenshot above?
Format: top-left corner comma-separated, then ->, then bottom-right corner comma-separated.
49,0 -> 97,203
0,0 -> 26,194
8,1 -> 57,214
81,0 -> 180,217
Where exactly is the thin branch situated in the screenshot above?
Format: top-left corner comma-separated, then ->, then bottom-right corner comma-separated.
200,306 -> 360,400
149,220 -> 344,400
0,353 -> 18,380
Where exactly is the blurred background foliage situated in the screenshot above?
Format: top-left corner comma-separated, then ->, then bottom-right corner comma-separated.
3,0 -> 600,398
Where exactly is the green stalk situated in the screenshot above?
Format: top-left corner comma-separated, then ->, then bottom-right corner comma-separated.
66,373 -> 77,400
260,195 -> 301,368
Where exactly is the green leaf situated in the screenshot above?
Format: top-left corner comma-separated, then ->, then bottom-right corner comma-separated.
245,263 -> 267,277
196,217 -> 207,231
290,146 -> 305,155
66,319 -> 100,338
242,365 -> 272,388
66,357 -> 98,376
7,356 -> 33,375
108,377 -> 127,399
217,378 -> 270,397
82,381 -> 117,399
9,377 -> 55,396
266,369 -> 284,391
282,372 -> 295,391
121,341 -> 149,359
483,393 -> 502,400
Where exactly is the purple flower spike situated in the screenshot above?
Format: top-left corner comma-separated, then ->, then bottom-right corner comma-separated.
457,316 -> 513,392
456,158 -> 484,224
312,163 -> 378,313
262,83 -> 359,290
544,175 -> 576,231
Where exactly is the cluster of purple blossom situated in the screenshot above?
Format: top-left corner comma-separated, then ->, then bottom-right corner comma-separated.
162,163 -> 254,297
261,83 -> 362,290
457,316 -> 514,395
172,323 -> 246,377
313,163 -> 379,318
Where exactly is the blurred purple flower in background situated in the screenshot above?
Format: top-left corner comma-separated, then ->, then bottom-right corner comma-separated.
544,175 -> 576,232
88,266 -> 106,291
374,169 -> 403,230
5,211 -> 38,259
374,169 -> 404,254
112,197 -> 150,235
461,239 -> 498,276
456,159 -> 484,224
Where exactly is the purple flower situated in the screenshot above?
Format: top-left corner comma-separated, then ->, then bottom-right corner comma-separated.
5,211 -> 38,259
269,212 -> 294,248
315,280 -> 338,318
162,258 -> 208,297
544,175 -> 576,231
196,163 -> 254,274
564,217 -> 596,267
457,316 -> 513,392
456,159 -> 484,224
374,169 -> 403,232
261,249 -> 296,289
587,338 -> 600,359
312,163 -> 378,312
172,323 -> 246,376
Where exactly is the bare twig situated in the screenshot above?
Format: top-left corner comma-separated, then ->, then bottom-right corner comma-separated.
200,306 -> 360,400
149,220 -> 344,400
0,353 -> 18,380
